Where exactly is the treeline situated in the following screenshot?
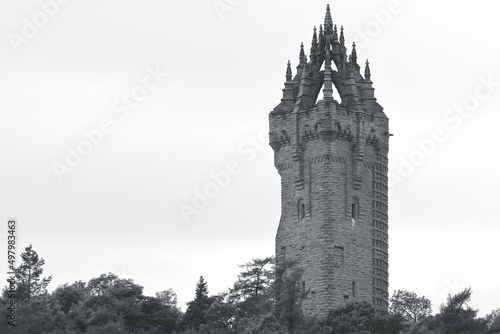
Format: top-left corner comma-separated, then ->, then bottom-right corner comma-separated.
1,245 -> 499,334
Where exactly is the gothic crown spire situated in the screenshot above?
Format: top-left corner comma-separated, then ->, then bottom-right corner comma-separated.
274,4 -> 379,111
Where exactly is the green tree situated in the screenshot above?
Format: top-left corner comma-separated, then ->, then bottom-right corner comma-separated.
1,269 -> 182,334
52,280 -> 89,314
320,301 -> 405,334
127,296 -> 181,333
485,309 -> 500,333
230,256 -> 275,301
390,290 -> 432,328
64,273 -> 180,333
438,287 -> 487,334
0,285 -> 71,334
183,276 -> 214,330
236,313 -> 286,334
230,256 -> 275,320
275,260 -> 305,334
197,292 -> 237,333
15,244 -> 52,301
156,288 -> 179,309
406,318 -> 442,334
408,288 -> 489,334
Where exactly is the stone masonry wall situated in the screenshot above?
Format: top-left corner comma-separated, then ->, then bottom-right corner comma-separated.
273,99 -> 389,316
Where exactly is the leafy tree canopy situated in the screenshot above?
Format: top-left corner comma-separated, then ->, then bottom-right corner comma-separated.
390,290 -> 432,328
13,244 -> 52,302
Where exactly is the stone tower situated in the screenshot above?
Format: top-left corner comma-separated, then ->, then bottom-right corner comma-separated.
269,5 -> 390,315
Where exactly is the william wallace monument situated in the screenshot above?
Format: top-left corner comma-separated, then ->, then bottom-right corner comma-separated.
269,4 -> 390,315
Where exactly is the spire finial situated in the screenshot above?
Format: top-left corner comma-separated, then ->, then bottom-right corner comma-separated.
351,42 -> 357,64
333,24 -> 338,43
324,4 -> 333,36
323,37 -> 334,101
299,42 -> 306,64
319,24 -> 324,41
310,26 -> 318,62
325,4 -> 332,23
340,25 -> 345,46
364,59 -> 371,80
286,60 -> 292,81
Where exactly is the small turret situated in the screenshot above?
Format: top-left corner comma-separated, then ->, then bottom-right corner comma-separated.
310,26 -> 319,63
340,25 -> 345,46
362,59 -> 377,104
280,60 -> 295,111
299,42 -> 306,65
364,59 -> 371,80
297,63 -> 314,108
286,60 -> 293,82
351,42 -> 358,65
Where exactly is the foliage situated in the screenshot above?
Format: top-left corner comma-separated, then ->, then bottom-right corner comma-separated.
229,256 -> 275,321
408,288 -> 488,334
390,290 -> 432,328
5,244 -> 53,302
0,271 -> 181,334
318,301 -> 405,334
156,288 -> 180,310
0,250 -> 498,334
229,256 -> 275,302
236,313 -> 286,334
52,281 -> 89,314
438,287 -> 487,334
183,276 -> 215,330
275,259 -> 305,334
485,309 -> 500,332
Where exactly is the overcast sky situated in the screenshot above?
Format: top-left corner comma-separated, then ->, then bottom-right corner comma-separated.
0,0 -> 499,315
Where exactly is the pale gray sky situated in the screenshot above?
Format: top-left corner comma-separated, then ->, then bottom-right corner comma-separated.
0,0 -> 499,315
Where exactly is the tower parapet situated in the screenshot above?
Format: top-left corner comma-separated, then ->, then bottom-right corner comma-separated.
270,4 -> 391,315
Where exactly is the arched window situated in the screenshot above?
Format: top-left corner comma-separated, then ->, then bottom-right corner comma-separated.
281,246 -> 287,261
333,246 -> 344,268
351,197 -> 359,223
314,122 -> 321,132
297,199 -> 305,221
